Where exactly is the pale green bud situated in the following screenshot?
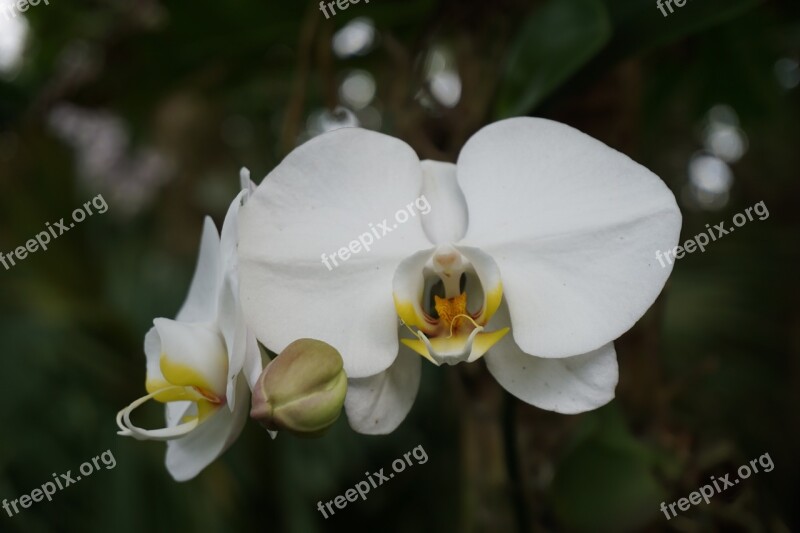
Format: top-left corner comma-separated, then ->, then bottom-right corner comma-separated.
250,338 -> 347,437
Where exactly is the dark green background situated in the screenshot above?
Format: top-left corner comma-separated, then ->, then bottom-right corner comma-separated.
0,0 -> 798,531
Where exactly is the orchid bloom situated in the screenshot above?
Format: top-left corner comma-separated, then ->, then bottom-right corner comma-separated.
117,170 -> 264,481
238,118 -> 681,434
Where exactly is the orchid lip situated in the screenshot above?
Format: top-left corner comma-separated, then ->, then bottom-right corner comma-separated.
116,384 -> 224,442
394,244 -> 508,365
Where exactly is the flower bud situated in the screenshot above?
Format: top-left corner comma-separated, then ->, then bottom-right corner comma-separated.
250,338 -> 347,437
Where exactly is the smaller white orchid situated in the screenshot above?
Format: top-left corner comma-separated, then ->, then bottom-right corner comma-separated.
238,118 -> 681,435
117,170 -> 263,481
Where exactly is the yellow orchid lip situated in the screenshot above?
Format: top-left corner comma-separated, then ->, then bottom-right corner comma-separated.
117,352 -> 227,442
401,326 -> 510,365
393,244 -> 508,366
396,289 -> 508,365
116,385 -> 224,442
143,353 -> 228,405
393,294 -> 438,335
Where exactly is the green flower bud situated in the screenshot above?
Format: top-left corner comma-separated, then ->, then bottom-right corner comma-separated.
250,338 -> 347,437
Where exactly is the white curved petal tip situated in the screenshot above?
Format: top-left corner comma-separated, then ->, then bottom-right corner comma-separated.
344,348 -> 421,435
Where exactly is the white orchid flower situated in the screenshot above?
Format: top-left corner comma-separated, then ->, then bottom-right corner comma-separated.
238,118 -> 681,434
117,170 -> 264,481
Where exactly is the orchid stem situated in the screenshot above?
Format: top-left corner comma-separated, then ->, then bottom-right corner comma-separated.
456,365 -> 518,532
502,394 -> 530,532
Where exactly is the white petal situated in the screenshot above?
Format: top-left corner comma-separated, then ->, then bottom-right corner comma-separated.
165,376 -> 249,481
144,326 -> 165,384
176,217 -> 222,323
239,167 -> 257,194
457,118 -> 681,357
344,346 -> 421,435
419,160 -> 468,245
218,190 -> 249,408
166,401 -> 192,428
242,329 -> 264,392
218,190 -> 247,292
219,278 -> 245,409
485,304 -> 617,413
238,128 -> 431,378
153,318 -> 228,397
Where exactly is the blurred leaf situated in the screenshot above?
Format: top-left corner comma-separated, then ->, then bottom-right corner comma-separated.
602,0 -> 762,58
494,0 -> 611,118
551,406 -> 667,532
